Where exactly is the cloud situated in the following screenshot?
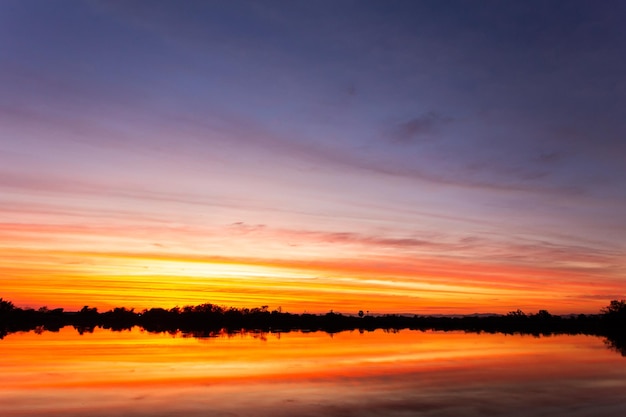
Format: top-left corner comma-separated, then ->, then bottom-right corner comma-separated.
224,223 -> 624,274
388,111 -> 452,144
229,222 -> 267,233
572,294 -> 626,302
538,151 -> 562,164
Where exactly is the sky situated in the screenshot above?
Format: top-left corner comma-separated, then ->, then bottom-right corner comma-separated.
1,0 -> 625,314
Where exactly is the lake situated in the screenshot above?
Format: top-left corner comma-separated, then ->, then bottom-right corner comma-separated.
1,327 -> 625,416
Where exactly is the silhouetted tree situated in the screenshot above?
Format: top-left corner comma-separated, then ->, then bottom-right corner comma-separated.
507,309 -> 526,317
2,297 -> 626,358
0,298 -> 15,314
80,306 -> 98,315
536,310 -> 552,319
601,300 -> 626,318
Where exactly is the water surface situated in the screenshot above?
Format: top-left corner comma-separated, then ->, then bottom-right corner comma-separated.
1,327 -> 625,416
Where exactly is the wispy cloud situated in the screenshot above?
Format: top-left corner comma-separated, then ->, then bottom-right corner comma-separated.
387,111 -> 453,144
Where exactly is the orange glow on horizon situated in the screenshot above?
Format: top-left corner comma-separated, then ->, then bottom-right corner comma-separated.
0,246 -> 620,314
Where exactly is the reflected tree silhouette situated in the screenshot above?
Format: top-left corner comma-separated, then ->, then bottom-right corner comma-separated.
600,300 -> 626,356
1,297 -> 626,356
604,332 -> 626,357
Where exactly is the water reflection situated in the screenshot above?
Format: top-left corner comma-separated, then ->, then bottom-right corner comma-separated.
1,328 -> 626,416
603,330 -> 626,357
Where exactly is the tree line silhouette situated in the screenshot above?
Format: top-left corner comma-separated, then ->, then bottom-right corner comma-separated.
1,297 -> 626,355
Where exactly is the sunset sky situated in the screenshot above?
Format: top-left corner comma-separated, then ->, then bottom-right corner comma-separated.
1,0 -> 625,314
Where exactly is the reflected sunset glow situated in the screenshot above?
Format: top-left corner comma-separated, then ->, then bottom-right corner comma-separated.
1,328 -> 626,417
